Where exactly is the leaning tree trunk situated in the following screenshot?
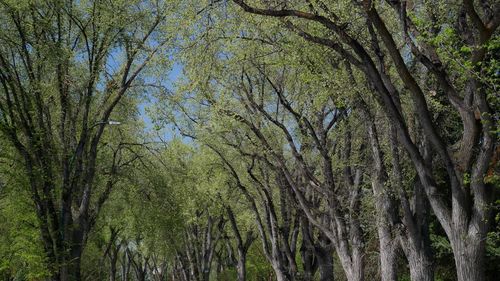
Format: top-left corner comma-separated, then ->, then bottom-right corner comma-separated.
372,182 -> 398,281
300,245 -> 316,281
334,237 -> 364,281
389,126 -> 435,281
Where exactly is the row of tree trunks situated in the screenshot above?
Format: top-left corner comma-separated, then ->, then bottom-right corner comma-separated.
101,233 -> 172,281
204,60 -> 369,281
172,211 -> 225,281
229,1 -> 498,281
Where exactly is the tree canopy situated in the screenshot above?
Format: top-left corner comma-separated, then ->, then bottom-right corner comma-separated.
0,0 -> 498,281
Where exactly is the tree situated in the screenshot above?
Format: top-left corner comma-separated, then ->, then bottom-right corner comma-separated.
0,0 -> 173,279
0,0 -> 498,280
228,1 -> 499,281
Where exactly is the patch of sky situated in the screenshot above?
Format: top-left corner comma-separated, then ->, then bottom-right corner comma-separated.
139,58 -> 184,142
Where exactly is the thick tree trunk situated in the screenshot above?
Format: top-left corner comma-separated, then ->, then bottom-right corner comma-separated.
299,217 -> 318,281
406,249 -> 433,281
332,215 -> 364,281
59,236 -> 84,281
349,254 -> 364,281
60,258 -> 82,281
202,268 -> 210,281
300,247 -> 315,281
336,245 -> 363,281
109,248 -> 120,281
452,232 -> 486,281
372,179 -> 398,281
398,212 -> 435,281
122,250 -> 131,281
377,233 -> 397,281
400,186 -> 434,281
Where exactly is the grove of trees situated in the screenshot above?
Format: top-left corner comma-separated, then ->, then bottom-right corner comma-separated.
0,0 -> 498,281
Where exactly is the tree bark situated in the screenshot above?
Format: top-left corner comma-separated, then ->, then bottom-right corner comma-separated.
452,230 -> 486,281
228,3 -> 497,281
236,254 -> 247,281
360,102 -> 398,281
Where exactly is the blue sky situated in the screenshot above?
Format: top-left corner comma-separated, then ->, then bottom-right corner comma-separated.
138,61 -> 183,141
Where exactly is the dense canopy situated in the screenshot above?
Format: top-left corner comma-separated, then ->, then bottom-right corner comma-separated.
0,0 -> 498,281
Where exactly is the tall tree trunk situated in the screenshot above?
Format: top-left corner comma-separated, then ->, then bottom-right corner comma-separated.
452,228 -> 486,281
121,251 -> 128,281
361,103 -> 398,281
405,245 -> 433,281
335,239 -> 364,281
377,230 -> 398,281
398,180 -> 435,281
110,260 -> 117,281
376,218 -> 398,281
389,125 -> 435,281
372,179 -> 398,281
349,251 -> 364,281
59,233 -> 84,281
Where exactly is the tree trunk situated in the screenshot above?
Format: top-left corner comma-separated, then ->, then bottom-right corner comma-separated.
108,247 -> 119,281
399,183 -> 434,281
202,269 -> 210,281
272,264 -> 291,281
349,253 -> 364,281
300,246 -> 315,281
361,103 -> 398,281
60,259 -> 82,281
331,217 -> 364,281
452,232 -> 485,281
377,235 -> 397,281
406,248 -> 433,281
300,217 -> 318,281
236,255 -> 246,281
59,236 -> 84,281
110,261 -> 117,281
373,186 -> 398,281
121,249 -> 131,281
